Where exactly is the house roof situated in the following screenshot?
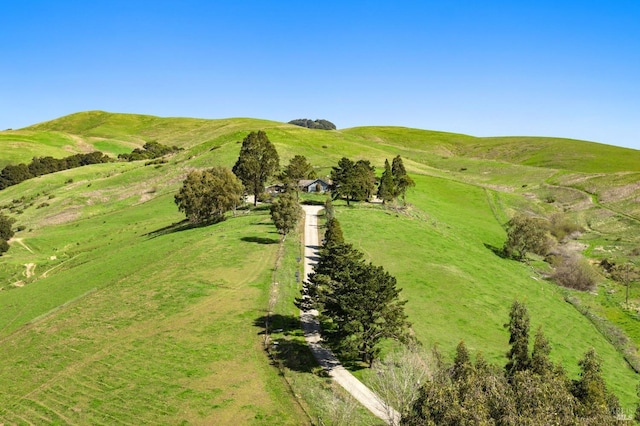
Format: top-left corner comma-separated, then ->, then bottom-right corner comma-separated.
298,178 -> 331,188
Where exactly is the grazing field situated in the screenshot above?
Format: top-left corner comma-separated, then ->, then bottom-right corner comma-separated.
1,111 -> 639,421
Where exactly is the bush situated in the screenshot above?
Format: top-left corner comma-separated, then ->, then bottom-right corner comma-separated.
548,213 -> 583,242
553,254 -> 597,291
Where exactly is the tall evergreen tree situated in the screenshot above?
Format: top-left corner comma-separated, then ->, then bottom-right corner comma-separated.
232,131 -> 280,206
391,155 -> 415,204
505,300 -> 531,376
573,348 -> 620,419
307,240 -> 409,366
530,327 -> 554,376
323,217 -> 344,246
377,159 -> 395,204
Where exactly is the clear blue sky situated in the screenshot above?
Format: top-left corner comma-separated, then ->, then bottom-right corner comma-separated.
2,1 -> 639,149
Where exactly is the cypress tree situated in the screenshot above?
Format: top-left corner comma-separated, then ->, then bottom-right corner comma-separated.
377,159 -> 395,204
505,300 -> 531,376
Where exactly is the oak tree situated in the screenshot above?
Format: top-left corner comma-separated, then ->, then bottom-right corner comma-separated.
175,167 -> 244,224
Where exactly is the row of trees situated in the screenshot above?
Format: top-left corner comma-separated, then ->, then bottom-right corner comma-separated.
403,301 -> 623,425
0,141 -> 182,192
330,155 -> 414,206
302,214 -> 410,367
377,156 -> 415,205
117,141 -> 182,161
0,152 -> 111,190
0,213 -> 15,255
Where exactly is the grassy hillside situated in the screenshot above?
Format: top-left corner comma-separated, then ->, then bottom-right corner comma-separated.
0,111 -> 639,422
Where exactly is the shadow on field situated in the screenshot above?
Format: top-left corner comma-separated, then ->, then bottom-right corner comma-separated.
143,220 -> 196,238
484,243 -> 507,258
241,236 -> 279,245
254,314 -> 318,373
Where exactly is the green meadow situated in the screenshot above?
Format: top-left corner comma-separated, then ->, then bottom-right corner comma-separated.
1,111 -> 639,422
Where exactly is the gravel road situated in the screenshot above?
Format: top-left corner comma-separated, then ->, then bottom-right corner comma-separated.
300,205 -> 400,425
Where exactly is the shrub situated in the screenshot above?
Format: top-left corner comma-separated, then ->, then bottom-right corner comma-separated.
553,254 -> 597,291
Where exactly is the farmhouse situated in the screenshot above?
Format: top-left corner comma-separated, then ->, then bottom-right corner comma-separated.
298,178 -> 331,193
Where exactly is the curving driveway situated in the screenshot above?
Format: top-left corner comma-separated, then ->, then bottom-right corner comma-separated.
300,205 -> 400,425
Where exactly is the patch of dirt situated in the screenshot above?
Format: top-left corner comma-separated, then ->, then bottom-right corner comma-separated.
8,238 -> 34,253
600,181 -> 640,203
66,134 -> 97,153
41,207 -> 82,226
24,263 -> 36,278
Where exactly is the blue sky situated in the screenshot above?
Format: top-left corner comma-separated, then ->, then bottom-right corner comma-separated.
1,1 -> 639,149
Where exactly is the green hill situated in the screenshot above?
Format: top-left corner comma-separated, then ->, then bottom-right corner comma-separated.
0,112 -> 638,423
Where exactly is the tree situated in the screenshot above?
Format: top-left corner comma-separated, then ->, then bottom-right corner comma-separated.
503,213 -> 551,260
370,346 -> 429,424
323,217 -> 344,246
391,156 -> 415,204
0,213 -> 15,256
572,348 -> 620,419
174,167 -> 244,224
530,327 -> 554,376
504,300 -> 530,377
377,159 -> 395,204
232,131 -> 280,206
307,240 -> 409,366
280,155 -> 315,184
611,262 -> 640,305
330,157 -> 376,205
270,190 -> 302,239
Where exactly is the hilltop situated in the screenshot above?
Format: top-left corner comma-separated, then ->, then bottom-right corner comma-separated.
0,111 -> 638,424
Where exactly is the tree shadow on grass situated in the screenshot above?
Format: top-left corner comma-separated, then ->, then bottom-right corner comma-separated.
143,219 -> 197,239
241,236 -> 280,245
484,243 -> 508,259
254,314 -> 317,373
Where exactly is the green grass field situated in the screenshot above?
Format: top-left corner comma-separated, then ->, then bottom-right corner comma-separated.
0,111 -> 639,422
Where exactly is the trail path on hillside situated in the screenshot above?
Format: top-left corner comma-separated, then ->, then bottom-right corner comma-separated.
300,205 -> 400,425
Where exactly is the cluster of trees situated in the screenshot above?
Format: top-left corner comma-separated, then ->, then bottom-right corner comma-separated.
118,141 -> 182,161
330,157 -> 376,206
303,214 -> 410,367
0,152 -> 111,190
0,213 -> 15,255
403,301 -> 623,425
288,119 -> 336,130
176,131 -> 283,223
377,156 -> 415,205
330,155 -> 414,206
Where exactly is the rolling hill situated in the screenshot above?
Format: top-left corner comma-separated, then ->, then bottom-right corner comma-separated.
0,111 -> 638,424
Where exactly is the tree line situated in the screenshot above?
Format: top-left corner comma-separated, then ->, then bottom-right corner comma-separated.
0,141 -> 182,191
402,301 -> 625,425
0,152 -> 111,190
